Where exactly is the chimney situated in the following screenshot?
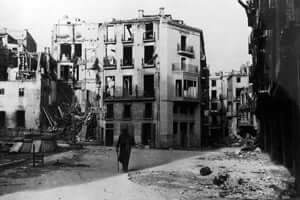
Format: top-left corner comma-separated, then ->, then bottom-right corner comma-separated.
159,7 -> 165,16
138,9 -> 144,18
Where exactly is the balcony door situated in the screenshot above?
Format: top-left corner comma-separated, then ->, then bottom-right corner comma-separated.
123,76 -> 132,96
144,75 -> 154,97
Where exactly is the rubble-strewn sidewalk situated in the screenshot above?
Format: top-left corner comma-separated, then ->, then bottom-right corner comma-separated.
0,148 -> 296,200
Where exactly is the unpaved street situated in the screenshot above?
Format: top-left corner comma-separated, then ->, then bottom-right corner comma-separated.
0,146 -> 200,196
0,147 -> 295,200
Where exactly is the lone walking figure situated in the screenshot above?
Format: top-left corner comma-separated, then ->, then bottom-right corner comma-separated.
116,129 -> 135,172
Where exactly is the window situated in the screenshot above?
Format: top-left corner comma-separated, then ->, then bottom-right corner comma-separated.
173,104 -> 178,114
211,90 -> 217,99
0,88 -> 4,95
122,46 -> 133,66
144,75 -> 154,97
123,24 -> 133,41
0,111 -> 5,128
106,25 -> 115,42
144,46 -> 154,65
175,80 -> 182,97
180,35 -> 186,50
123,76 -> 132,96
144,23 -> 154,40
106,104 -> 114,119
144,103 -> 153,118
181,57 -> 186,70
237,77 -> 241,83
183,80 -> 197,97
105,123 -> 114,146
74,44 -> 82,58
211,102 -> 218,110
211,80 -> 216,87
19,88 -> 24,97
123,104 -> 131,119
60,44 -> 71,60
105,76 -> 115,97
173,122 -> 178,135
236,88 -> 243,98
16,110 -> 25,127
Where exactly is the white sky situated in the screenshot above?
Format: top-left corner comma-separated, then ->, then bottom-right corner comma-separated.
0,0 -> 251,72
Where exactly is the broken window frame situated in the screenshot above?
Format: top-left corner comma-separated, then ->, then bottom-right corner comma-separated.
122,24 -> 134,42
143,23 -> 155,41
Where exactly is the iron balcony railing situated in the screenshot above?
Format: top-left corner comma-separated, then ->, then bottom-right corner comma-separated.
120,58 -> 134,68
104,35 -> 117,44
103,57 -> 117,69
121,34 -> 134,43
104,86 -> 155,100
142,58 -> 155,68
172,63 -> 199,73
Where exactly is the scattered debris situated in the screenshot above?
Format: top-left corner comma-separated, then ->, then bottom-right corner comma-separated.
200,166 -> 212,176
213,173 -> 230,186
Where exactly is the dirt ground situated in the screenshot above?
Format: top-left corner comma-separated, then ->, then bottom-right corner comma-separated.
129,148 -> 295,200
0,146 -> 200,196
0,146 -> 296,200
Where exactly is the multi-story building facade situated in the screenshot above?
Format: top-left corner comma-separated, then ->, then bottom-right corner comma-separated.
240,0 -> 300,193
237,83 -> 257,137
227,66 -> 249,136
206,71 -> 229,144
0,28 -> 56,137
97,8 -> 207,148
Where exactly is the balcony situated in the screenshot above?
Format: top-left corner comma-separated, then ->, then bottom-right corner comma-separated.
172,63 -> 199,73
104,35 -> 117,44
142,58 -> 155,68
104,86 -> 155,102
121,34 -> 134,43
120,58 -> 134,69
174,88 -> 199,103
103,57 -> 117,70
143,32 -> 155,42
177,44 -> 195,58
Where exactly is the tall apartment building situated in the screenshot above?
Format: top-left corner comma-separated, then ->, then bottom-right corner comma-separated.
206,71 -> 229,144
240,0 -> 300,193
227,66 -> 249,136
97,8 -> 207,148
0,27 -> 56,137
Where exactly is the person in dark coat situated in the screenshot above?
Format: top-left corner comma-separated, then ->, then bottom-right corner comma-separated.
116,129 -> 135,172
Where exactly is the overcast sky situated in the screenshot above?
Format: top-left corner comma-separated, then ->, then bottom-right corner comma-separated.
0,0 -> 251,72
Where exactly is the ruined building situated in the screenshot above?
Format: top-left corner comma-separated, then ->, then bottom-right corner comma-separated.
98,8 -> 207,148
0,27 -> 56,136
240,0 -> 300,193
51,16 -> 101,141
